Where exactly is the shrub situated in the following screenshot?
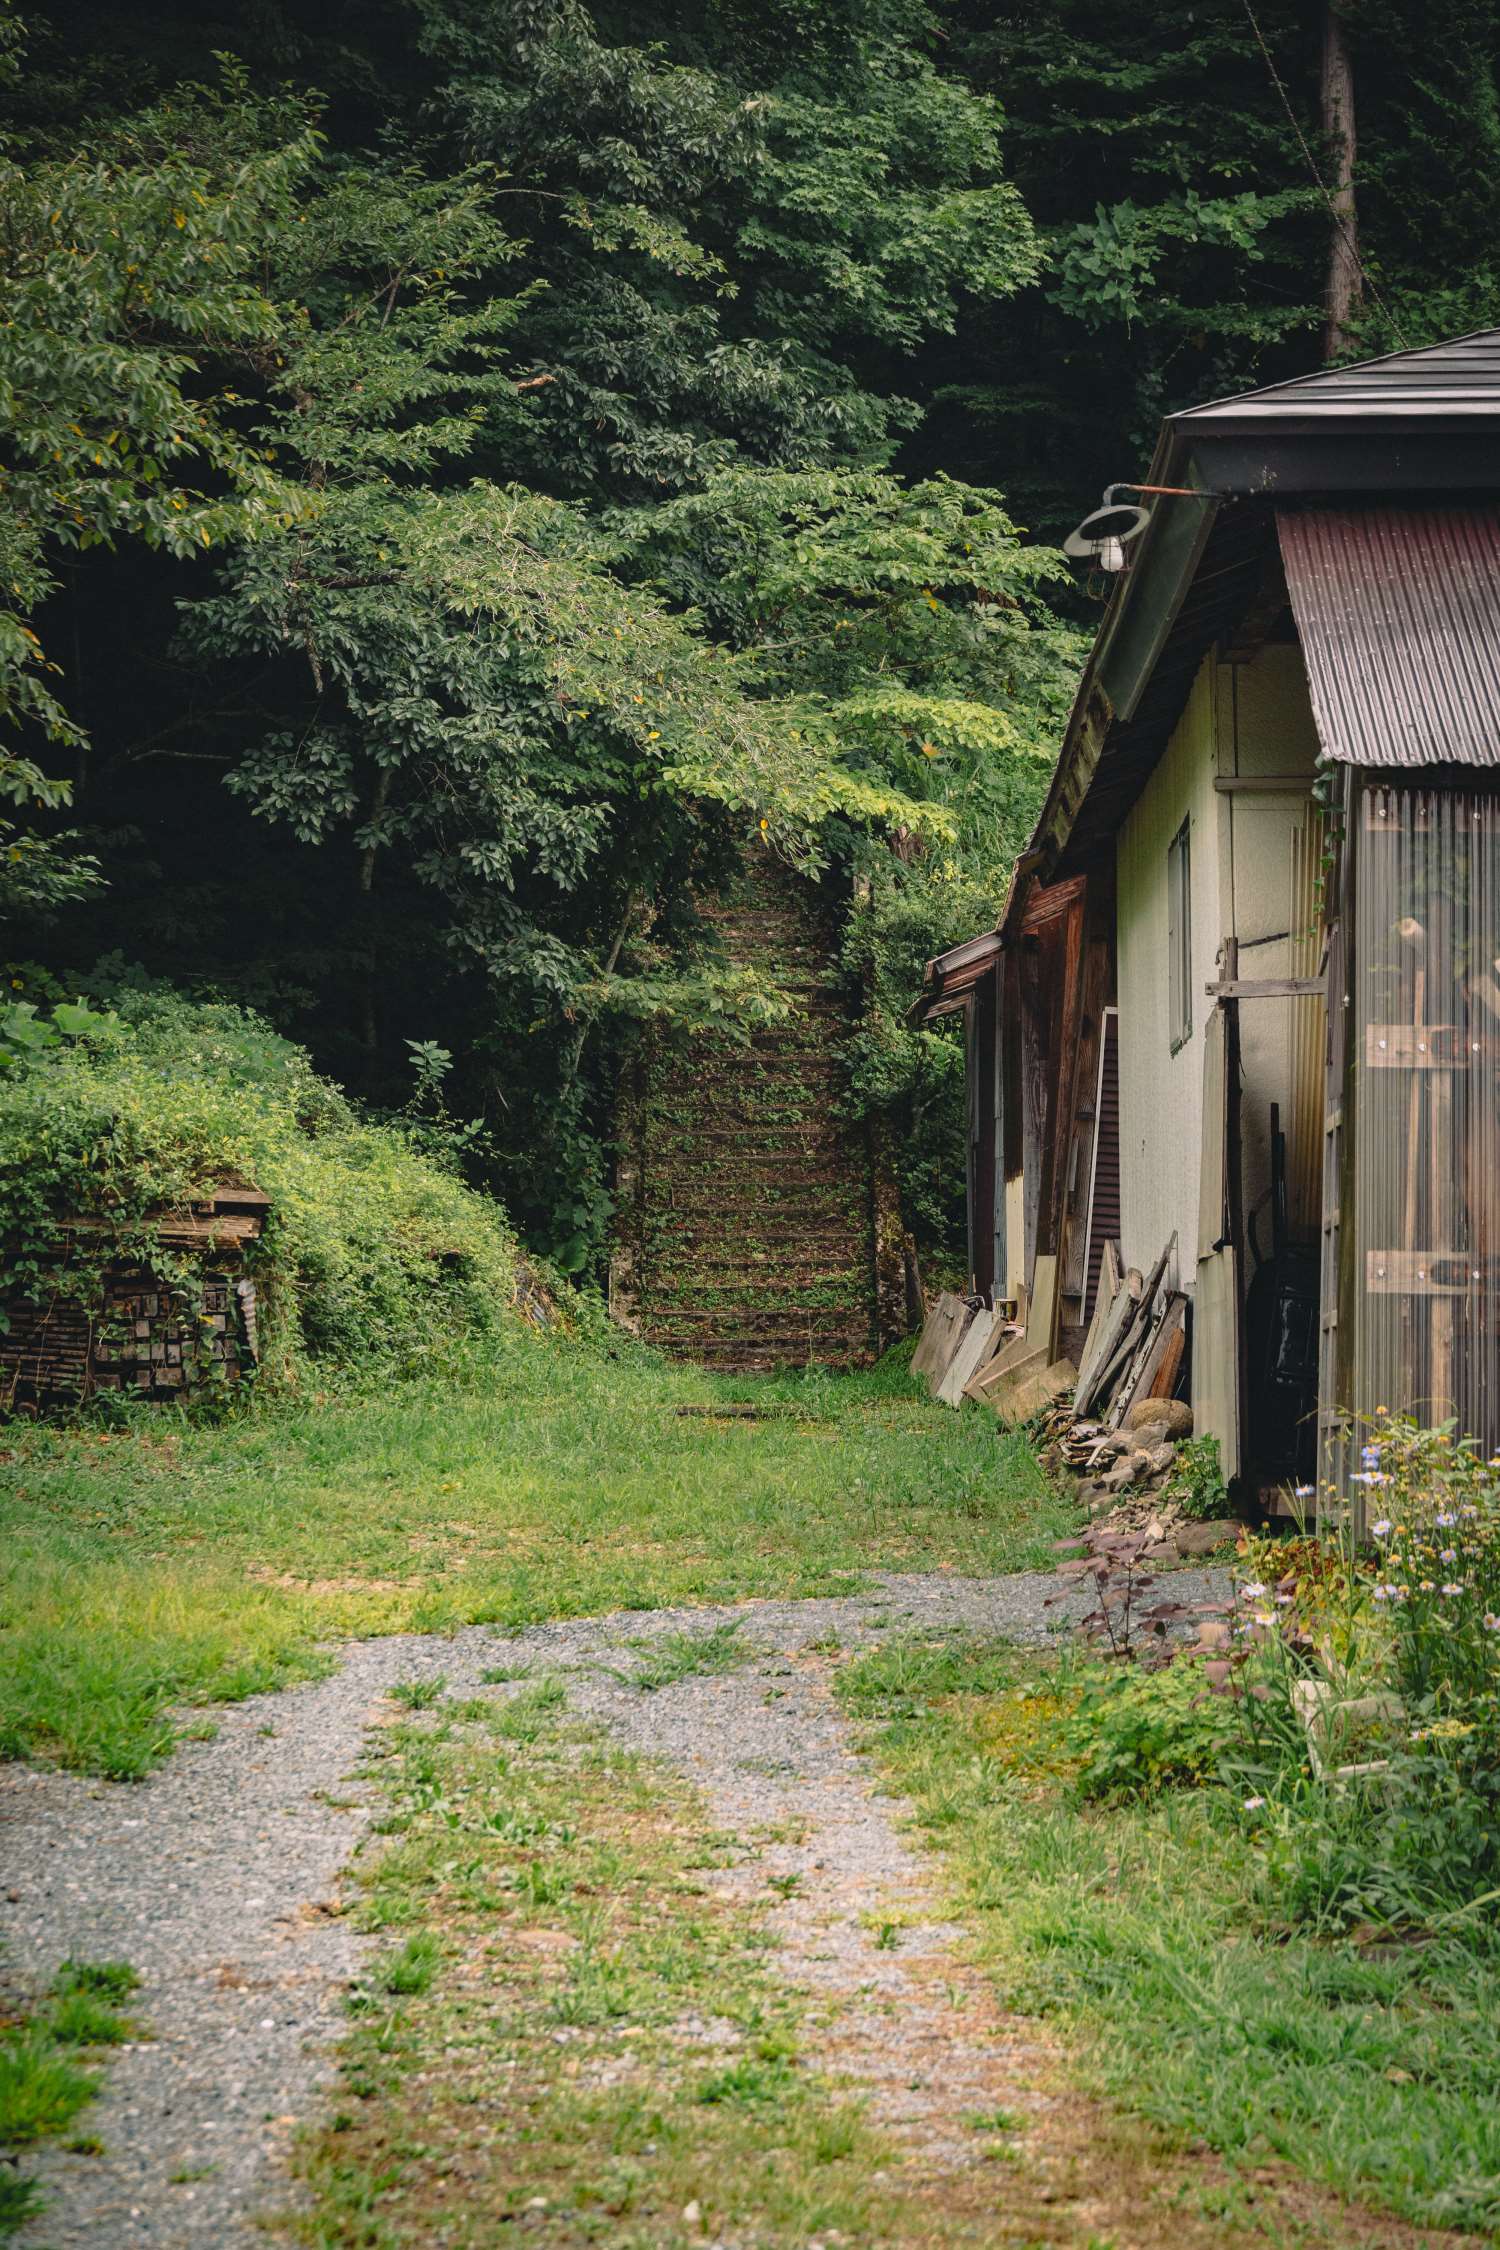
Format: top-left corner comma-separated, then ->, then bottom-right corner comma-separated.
0,986 -> 527,1391
1067,1657 -> 1241,1803
1164,1434 -> 1228,1521
1220,1418 -> 1500,1928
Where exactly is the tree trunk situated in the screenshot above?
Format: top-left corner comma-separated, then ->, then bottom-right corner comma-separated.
1320,3 -> 1360,361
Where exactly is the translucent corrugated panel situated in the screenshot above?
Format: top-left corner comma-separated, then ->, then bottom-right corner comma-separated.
1347,783 -> 1500,1475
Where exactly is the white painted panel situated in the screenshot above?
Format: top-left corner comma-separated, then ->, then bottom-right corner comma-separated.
1115,657 -> 1223,1274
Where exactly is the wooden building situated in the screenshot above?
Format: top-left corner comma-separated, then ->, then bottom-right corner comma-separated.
917,330 -> 1500,1512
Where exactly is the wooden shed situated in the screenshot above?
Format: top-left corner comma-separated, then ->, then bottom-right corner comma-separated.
1,1184 -> 267,1406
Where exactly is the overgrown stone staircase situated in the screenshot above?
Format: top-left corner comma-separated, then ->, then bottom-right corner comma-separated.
611,859 -> 896,1372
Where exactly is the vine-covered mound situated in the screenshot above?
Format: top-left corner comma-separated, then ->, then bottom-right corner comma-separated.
0,990 -> 524,1390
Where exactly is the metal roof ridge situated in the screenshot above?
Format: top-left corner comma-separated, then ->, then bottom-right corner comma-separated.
1173,326 -> 1500,420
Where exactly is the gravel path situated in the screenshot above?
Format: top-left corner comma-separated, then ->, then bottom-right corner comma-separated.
2,1565 -> 1229,2247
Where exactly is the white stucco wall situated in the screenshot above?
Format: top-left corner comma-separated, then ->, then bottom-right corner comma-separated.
1115,656 -> 1224,1279
1115,637 -> 1324,1276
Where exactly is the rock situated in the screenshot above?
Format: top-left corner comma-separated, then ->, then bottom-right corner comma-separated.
1143,1515 -> 1166,1543
1173,1517 -> 1241,1556
682,2203 -> 704,2231
1125,1397 -> 1192,1438
1142,1442 -> 1176,1475
1102,1456 -> 1142,1493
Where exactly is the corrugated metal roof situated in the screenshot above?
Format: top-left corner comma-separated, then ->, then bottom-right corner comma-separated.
1278,508 -> 1500,768
1181,329 -> 1500,423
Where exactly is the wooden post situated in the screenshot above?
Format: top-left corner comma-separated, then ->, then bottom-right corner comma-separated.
1321,3 -> 1361,360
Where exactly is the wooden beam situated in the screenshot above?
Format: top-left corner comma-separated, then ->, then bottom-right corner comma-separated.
1206,977 -> 1323,1000
1212,776 -> 1314,795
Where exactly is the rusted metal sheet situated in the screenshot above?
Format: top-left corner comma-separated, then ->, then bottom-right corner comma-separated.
1278,507 -> 1500,767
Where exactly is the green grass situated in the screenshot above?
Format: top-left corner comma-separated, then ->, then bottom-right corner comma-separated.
617,1622 -> 756,1693
1,1333 -> 1068,1776
0,1959 -> 139,2236
839,1634 -> 1500,2238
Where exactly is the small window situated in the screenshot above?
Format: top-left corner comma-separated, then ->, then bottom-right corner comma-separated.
1167,817 -> 1192,1052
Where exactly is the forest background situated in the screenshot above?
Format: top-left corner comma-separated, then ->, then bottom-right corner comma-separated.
4,0 -> 1498,1278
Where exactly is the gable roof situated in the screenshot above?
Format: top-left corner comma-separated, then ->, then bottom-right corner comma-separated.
999,326 -> 1500,933
1178,328 -> 1500,429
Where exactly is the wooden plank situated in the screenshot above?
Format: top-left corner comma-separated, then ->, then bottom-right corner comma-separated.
1096,1242 -> 1174,1428
1072,1261 -> 1141,1418
1027,1253 -> 1061,1366
965,1339 -> 1047,1401
1073,1237 -> 1121,1402
1146,1308 -> 1188,1400
1212,776 -> 1315,794
937,1305 -> 1009,1407
1123,1292 -> 1187,1411
923,1300 -> 978,1398
1205,978 -> 1324,1000
1195,1246 -> 1241,1478
1365,1024 -> 1462,1068
911,1291 -> 966,1378
1365,1249 -> 1487,1296
985,1356 -> 1078,1428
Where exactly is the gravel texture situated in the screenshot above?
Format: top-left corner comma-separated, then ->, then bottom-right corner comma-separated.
2,1565 -> 1229,2246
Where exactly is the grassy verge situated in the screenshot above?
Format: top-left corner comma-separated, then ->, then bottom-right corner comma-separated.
838,1635 -> 1500,2239
0,1960 -> 140,2237
294,1683 -> 991,2248
1,1337 -> 1068,1777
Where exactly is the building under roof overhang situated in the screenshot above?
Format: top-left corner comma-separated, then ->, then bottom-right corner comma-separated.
917,329 -> 1500,1511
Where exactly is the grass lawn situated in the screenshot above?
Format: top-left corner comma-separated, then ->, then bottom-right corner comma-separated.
0,1332 -> 1068,1777
840,1635 -> 1500,2240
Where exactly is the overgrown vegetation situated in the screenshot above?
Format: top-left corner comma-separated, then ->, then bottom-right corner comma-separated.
0,1343 -> 1068,1777
0,1959 -> 140,2237
0,984 -> 525,1389
841,1633 -> 1500,2235
831,1414 -> 1500,2233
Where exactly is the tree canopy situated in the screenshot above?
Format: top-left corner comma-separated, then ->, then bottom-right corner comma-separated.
4,0 -> 1498,1267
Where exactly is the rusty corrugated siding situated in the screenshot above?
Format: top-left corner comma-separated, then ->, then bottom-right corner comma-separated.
1278,507 -> 1500,767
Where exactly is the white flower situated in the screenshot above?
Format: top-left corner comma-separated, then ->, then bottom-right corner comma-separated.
1440,1548 -> 1458,1563
1243,1796 -> 1266,1812
1436,1511 -> 1457,1527
1294,1484 -> 1315,1498
1441,1582 -> 1464,1597
1371,1519 -> 1393,1538
1240,1582 -> 1267,1601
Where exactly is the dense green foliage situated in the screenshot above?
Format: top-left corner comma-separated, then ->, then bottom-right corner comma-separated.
0,985 -> 523,1381
5,0 -> 1500,1267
